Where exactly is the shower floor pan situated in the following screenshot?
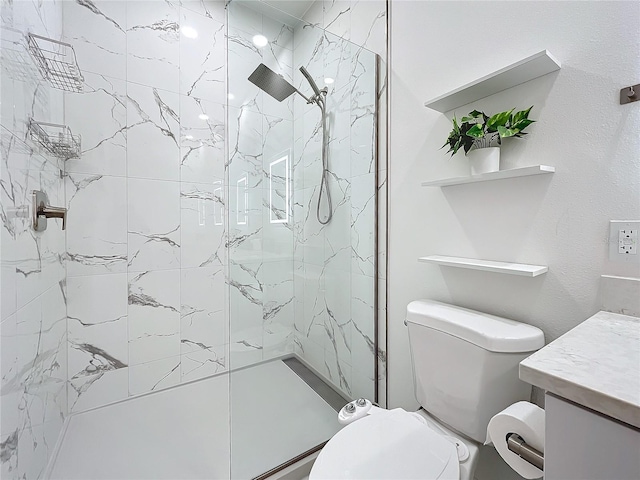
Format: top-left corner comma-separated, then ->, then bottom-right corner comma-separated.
47,358 -> 344,480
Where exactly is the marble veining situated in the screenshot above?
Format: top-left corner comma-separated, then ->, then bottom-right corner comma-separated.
520,311 -> 640,428
2,0 -> 387,476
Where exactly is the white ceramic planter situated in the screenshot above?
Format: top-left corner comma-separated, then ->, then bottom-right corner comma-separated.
468,147 -> 500,175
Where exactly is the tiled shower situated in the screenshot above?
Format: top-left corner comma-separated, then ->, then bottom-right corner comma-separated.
0,0 -> 387,478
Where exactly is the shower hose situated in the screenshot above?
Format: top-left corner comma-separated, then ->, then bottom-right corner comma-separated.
316,95 -> 332,225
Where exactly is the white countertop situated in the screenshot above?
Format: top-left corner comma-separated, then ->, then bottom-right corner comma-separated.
520,311 -> 640,428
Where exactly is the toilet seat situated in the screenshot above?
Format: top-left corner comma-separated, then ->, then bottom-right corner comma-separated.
310,409 -> 460,480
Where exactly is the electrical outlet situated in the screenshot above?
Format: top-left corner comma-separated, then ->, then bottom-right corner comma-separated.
610,221 -> 640,262
619,228 -> 638,254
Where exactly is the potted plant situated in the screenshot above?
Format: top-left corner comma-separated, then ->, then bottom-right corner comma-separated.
442,107 -> 535,175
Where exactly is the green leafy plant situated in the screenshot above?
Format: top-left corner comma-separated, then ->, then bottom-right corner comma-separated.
442,107 -> 535,156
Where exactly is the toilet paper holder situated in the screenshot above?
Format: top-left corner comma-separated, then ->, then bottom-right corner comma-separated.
506,433 -> 544,471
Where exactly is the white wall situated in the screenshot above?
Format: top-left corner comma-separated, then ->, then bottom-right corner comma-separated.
388,0 -> 640,413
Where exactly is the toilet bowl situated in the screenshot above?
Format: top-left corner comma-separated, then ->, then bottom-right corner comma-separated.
309,300 -> 545,480
310,407 -> 479,480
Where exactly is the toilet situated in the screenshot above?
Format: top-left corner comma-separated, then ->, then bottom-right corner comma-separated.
309,300 -> 545,480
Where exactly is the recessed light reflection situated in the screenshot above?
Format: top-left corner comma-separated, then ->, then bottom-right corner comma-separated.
228,93 -> 235,100
324,77 -> 335,85
185,135 -> 194,140
181,26 -> 198,39
198,114 -> 209,120
252,34 -> 268,48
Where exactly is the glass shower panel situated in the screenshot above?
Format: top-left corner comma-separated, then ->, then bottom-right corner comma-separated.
2,1 -> 231,478
228,1 -> 379,477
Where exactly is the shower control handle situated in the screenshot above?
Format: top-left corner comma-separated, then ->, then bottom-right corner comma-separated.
33,190 -> 67,231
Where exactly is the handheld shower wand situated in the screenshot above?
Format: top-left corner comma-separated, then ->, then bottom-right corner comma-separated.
299,66 -> 323,98
247,63 -> 332,224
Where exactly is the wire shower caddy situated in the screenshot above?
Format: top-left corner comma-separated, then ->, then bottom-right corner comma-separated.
27,118 -> 81,160
27,33 -> 84,92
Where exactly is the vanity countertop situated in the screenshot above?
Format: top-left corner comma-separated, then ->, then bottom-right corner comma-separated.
520,311 -> 640,428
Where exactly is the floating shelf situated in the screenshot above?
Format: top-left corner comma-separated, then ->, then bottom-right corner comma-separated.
419,255 -> 548,277
424,50 -> 561,113
421,165 -> 555,187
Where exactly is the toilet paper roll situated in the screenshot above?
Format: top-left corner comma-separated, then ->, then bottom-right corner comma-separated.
485,401 -> 545,479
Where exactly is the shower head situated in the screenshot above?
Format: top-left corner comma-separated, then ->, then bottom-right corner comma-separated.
248,63 -> 298,102
299,65 -> 322,97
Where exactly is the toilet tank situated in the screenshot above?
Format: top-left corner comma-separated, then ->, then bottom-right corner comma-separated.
406,300 -> 545,443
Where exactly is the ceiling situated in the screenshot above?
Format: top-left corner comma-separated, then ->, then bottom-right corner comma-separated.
262,0 -> 316,20
234,0 -> 316,27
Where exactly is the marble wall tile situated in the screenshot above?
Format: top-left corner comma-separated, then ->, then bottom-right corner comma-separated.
62,0 -> 127,80
126,83 -> 181,181
67,273 -> 127,400
180,96 -> 225,184
351,367 -> 374,402
263,17 -> 294,51
126,1 -> 180,92
68,304 -> 128,381
324,337 -> 352,397
290,3 -> 385,401
66,174 -> 128,276
324,32 -> 353,93
261,48 -> 294,120
351,272 -> 375,380
307,0 -> 387,60
0,2 -> 68,475
227,2 -> 262,38
301,186 -> 325,266
174,0 -> 226,23
179,8 -> 225,102
262,260 -> 294,360
181,266 -> 226,355
323,176 -> 352,273
181,181 -> 226,268
326,84 -> 352,180
1,284 -> 67,450
65,73 -> 127,176
300,107 -> 323,189
129,355 -> 181,396
299,262 -> 328,348
324,268 -> 352,362
323,0 -> 351,41
0,54 -> 63,140
181,344 -> 227,382
351,172 -> 375,277
1,421 -> 56,480
349,0 -> 387,58
68,367 -> 129,413
227,26 -> 263,112
128,178 -> 181,271
350,77 -> 376,177
228,105 -> 264,188
2,165 -> 65,313
1,128 -> 61,175
67,273 -> 128,327
262,188 -> 293,257
228,259 -> 263,340
128,269 -> 181,365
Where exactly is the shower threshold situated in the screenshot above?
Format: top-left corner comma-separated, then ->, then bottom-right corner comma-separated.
47,357 -> 346,480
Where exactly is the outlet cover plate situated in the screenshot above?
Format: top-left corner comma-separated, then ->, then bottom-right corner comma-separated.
609,220 -> 640,263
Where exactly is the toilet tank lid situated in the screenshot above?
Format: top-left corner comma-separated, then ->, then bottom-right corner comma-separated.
406,300 -> 545,353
